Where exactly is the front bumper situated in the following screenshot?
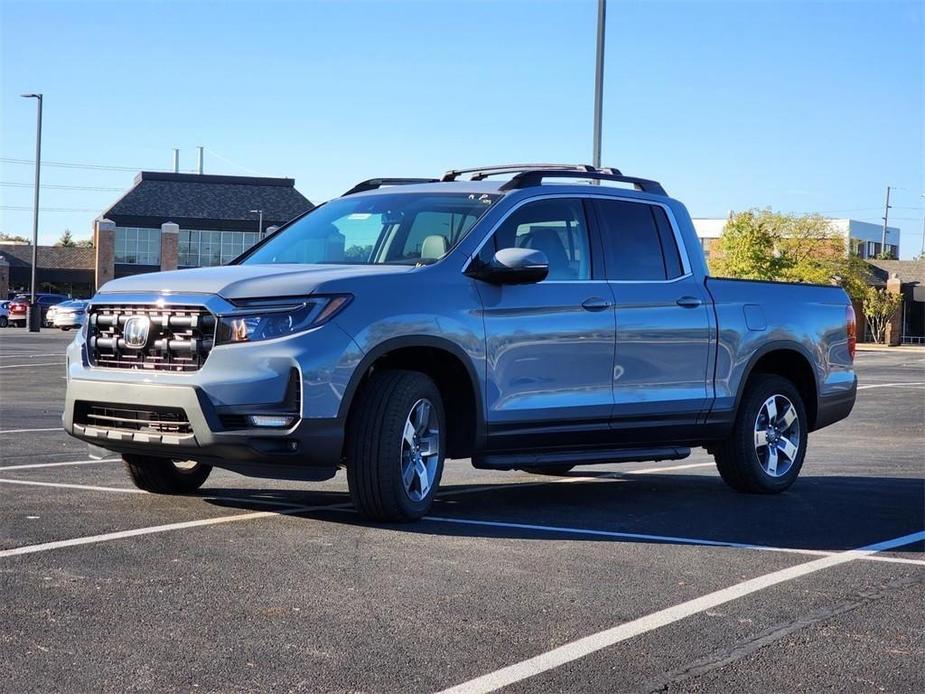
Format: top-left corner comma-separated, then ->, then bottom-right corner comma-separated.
64,378 -> 344,475
62,291 -> 365,477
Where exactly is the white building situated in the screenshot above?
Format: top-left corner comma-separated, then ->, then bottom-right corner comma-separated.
692,218 -> 900,261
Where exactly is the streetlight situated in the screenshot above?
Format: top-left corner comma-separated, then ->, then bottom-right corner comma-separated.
250,209 -> 264,238
592,0 -> 606,168
21,93 -> 42,332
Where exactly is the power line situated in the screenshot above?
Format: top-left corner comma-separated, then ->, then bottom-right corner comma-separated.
0,157 -> 195,173
0,181 -> 123,192
0,205 -> 101,212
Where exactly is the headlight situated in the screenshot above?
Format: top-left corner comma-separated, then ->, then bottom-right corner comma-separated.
216,295 -> 352,345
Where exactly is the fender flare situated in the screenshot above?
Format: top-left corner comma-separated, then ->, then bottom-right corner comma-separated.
336,334 -> 487,448
731,340 -> 821,428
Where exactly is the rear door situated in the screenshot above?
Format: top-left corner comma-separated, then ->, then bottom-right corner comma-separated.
474,197 -> 616,448
590,198 -> 712,435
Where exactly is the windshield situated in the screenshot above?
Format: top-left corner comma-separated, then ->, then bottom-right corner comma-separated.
241,192 -> 499,266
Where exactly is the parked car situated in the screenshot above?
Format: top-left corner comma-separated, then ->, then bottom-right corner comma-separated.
8,293 -> 68,327
63,164 -> 857,521
0,300 -> 9,328
52,300 -> 89,331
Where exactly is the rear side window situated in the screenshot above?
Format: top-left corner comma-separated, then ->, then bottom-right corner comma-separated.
594,200 -> 683,281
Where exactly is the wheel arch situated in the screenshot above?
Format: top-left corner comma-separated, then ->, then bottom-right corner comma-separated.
735,342 -> 820,430
339,336 -> 485,459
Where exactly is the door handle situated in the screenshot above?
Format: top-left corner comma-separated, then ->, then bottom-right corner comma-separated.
581,297 -> 613,311
676,296 -> 703,308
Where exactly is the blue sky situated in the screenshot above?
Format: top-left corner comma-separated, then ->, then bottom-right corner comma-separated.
1,0 -> 922,256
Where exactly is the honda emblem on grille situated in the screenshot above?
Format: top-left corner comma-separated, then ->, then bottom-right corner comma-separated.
123,315 -> 151,349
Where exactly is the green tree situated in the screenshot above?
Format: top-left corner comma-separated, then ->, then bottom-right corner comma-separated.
862,286 -> 902,344
56,229 -> 76,247
75,238 -> 94,248
709,209 -> 870,300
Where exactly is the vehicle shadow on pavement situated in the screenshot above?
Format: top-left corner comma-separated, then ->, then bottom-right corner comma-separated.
200,472 -> 925,554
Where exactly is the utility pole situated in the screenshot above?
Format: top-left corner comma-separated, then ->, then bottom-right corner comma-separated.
173,148 -> 180,173
21,93 -> 42,332
197,146 -> 204,175
592,0 -> 606,169
881,185 -> 891,258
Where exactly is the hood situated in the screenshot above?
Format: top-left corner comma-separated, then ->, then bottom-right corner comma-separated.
96,264 -> 414,300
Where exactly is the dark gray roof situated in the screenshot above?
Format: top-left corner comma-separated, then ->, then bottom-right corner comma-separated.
866,259 -> 925,287
102,172 -> 314,231
0,244 -> 95,270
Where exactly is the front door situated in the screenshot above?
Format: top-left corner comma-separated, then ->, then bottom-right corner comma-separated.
472,197 -> 616,449
590,198 -> 713,437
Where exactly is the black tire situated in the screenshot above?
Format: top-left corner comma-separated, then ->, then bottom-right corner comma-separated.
713,374 -> 808,494
0,316 -> 7,328
520,465 -> 575,476
123,455 -> 212,494
346,369 -> 446,522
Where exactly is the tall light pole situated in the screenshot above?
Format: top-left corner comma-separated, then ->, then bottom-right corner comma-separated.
21,93 -> 42,332
250,209 -> 264,238
881,185 -> 892,258
592,0 -> 607,169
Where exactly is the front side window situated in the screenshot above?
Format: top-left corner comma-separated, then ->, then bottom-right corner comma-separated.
242,192 -> 499,266
479,198 -> 591,280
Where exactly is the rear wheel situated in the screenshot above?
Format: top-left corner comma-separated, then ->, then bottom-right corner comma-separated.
713,374 -> 807,493
123,455 -> 212,494
0,316 -> 7,328
346,370 -> 445,522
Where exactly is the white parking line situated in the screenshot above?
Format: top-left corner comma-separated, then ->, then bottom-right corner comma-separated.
857,382 -> 925,390
0,427 -> 61,434
437,529 -> 925,694
0,353 -> 67,359
422,515 -> 925,567
0,502 -> 351,559
0,478 -> 143,494
0,362 -> 65,370
0,458 -> 116,471
627,462 -> 713,475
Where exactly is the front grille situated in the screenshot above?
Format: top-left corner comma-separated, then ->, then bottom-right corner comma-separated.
88,304 -> 216,372
75,402 -> 193,435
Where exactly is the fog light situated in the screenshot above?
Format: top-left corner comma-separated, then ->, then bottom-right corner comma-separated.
248,415 -> 296,428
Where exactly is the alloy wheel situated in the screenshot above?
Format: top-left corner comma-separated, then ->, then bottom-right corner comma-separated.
400,398 -> 440,502
753,394 -> 801,477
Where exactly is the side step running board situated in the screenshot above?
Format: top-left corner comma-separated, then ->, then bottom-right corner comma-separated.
472,446 -> 691,471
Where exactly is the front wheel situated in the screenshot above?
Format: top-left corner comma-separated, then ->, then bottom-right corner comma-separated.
0,316 -> 7,328
713,374 -> 808,493
123,455 -> 212,494
346,370 -> 445,522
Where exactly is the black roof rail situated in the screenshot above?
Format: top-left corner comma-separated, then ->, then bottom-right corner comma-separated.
499,169 -> 667,196
441,163 -> 617,182
342,178 -> 439,196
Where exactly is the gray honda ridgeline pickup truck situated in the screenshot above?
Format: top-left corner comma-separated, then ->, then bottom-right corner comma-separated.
64,165 -> 857,521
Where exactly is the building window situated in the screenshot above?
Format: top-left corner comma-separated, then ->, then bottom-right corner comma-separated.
178,230 -> 260,268
115,227 -> 161,265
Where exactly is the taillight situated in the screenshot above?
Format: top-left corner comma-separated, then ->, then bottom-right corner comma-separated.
846,305 -> 857,361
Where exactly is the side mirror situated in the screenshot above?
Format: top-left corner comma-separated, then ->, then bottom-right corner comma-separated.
467,247 -> 549,285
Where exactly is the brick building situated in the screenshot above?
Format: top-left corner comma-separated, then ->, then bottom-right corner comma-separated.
0,244 -> 96,298
863,259 -> 925,345
93,171 -> 314,288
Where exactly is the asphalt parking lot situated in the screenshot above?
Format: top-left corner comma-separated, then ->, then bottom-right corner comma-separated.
1,329 -> 923,693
